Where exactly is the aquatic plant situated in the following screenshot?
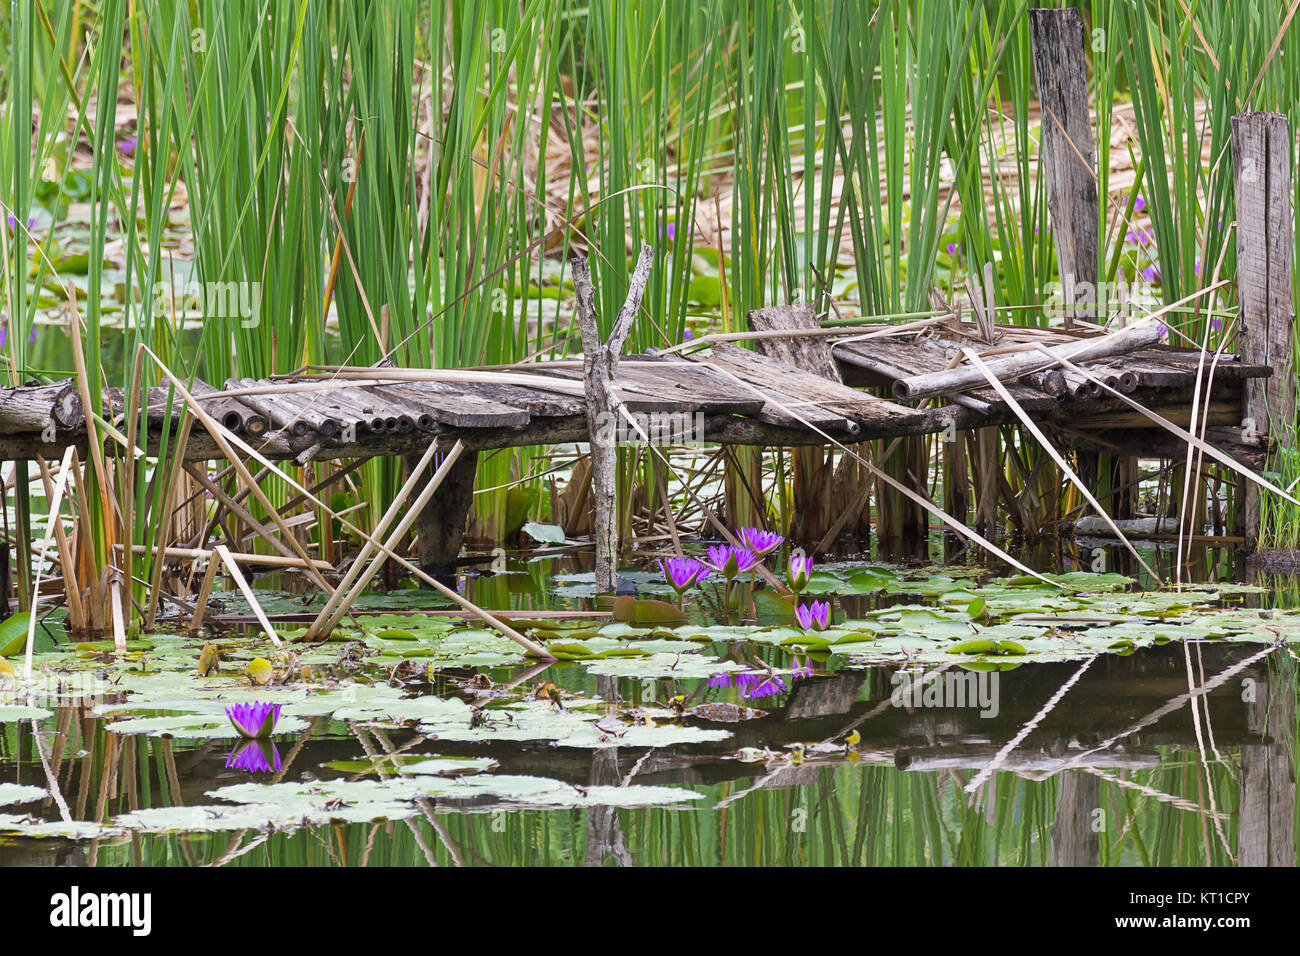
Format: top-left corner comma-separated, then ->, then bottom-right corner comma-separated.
795,600 -> 830,631
738,527 -> 784,558
704,544 -> 760,579
788,554 -> 814,594
225,702 -> 283,739
660,557 -> 711,608
704,544 -> 761,610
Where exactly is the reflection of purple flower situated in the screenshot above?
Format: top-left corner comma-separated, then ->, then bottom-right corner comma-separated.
789,553 -> 813,592
225,701 -> 282,738
225,740 -> 282,773
710,664 -> 812,700
660,556 -> 710,597
708,670 -> 786,700
795,600 -> 830,631
738,527 -> 783,557
736,672 -> 786,700
704,544 -> 760,580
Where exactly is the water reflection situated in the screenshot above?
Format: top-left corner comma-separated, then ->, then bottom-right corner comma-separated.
0,640 -> 1292,866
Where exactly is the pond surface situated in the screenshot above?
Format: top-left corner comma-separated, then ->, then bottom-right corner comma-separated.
1,539 -> 1296,867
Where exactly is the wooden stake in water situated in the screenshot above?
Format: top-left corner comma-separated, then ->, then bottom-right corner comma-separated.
1231,111 -> 1295,549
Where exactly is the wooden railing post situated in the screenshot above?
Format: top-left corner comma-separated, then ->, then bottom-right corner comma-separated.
1232,112 -> 1295,549
1029,7 -> 1099,331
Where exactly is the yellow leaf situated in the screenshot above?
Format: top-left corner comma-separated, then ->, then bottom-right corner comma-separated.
246,657 -> 274,686
197,643 -> 220,676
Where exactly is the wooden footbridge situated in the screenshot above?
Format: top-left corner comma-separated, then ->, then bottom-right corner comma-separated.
0,302 -> 1275,574
1,314 -> 1269,464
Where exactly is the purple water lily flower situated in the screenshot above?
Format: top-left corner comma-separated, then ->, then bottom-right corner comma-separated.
225,740 -> 282,773
738,527 -> 783,557
1125,229 -> 1151,246
1139,264 -> 1160,283
1133,195 -> 1146,213
704,543 -> 760,580
1210,317 -> 1222,331
946,242 -> 960,258
660,556 -> 710,603
225,701 -> 282,739
118,135 -> 137,156
789,553 -> 813,593
1157,323 -> 1169,341
795,600 -> 830,631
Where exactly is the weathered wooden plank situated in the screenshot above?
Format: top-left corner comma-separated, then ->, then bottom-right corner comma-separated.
748,303 -> 842,381
892,323 -> 1162,401
700,342 -> 922,429
371,381 -> 530,429
542,361 -> 765,415
1,381 -> 85,434
106,382 -> 270,437
1029,7 -> 1099,328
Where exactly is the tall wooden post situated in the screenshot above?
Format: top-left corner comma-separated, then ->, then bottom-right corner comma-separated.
1029,8 -> 1099,330
572,245 -> 654,593
1232,112 -> 1295,549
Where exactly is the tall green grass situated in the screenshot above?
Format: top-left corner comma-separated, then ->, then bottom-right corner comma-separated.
5,0 -> 1300,610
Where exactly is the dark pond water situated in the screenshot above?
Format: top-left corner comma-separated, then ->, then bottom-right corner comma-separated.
1,537 -> 1295,867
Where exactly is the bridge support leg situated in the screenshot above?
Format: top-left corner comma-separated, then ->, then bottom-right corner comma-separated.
406,448 -> 478,578
1232,112 -> 1295,550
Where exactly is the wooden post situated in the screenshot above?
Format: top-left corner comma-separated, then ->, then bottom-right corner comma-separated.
405,448 -> 478,577
572,246 -> 654,593
749,303 -> 836,547
1029,8 -> 1099,330
1232,112 -> 1295,549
